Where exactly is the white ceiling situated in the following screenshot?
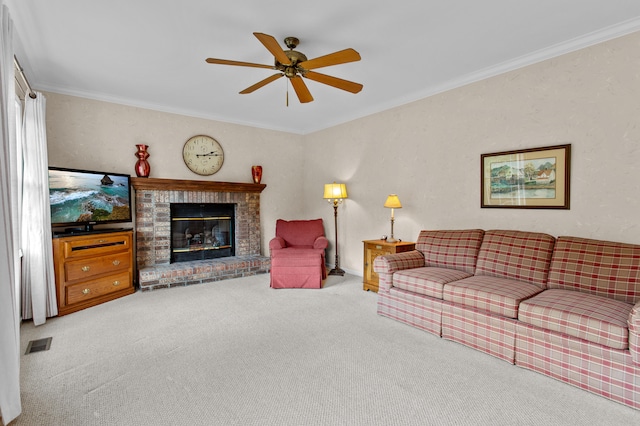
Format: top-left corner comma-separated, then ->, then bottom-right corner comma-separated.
7,0 -> 640,134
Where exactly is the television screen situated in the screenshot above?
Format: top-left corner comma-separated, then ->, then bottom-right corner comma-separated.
48,167 -> 132,232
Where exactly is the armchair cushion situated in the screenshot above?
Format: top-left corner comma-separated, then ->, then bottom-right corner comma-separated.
271,219 -> 326,249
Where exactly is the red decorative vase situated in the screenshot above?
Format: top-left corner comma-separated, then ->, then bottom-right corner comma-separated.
251,165 -> 262,184
135,144 -> 150,178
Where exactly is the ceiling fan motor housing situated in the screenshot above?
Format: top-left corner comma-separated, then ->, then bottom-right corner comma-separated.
275,49 -> 308,78
275,50 -> 307,78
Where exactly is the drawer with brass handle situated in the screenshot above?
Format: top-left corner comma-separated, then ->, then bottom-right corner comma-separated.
66,271 -> 131,305
65,252 -> 130,281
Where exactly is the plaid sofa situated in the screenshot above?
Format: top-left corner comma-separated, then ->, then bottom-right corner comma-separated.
374,230 -> 640,409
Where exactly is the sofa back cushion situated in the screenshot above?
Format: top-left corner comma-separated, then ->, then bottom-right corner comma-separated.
547,236 -> 640,304
416,229 -> 485,275
475,230 -> 555,289
275,219 -> 325,247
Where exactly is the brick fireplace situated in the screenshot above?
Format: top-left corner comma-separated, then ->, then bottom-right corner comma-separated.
131,177 -> 270,291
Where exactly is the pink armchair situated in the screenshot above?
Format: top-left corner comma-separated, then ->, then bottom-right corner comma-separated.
269,219 -> 328,288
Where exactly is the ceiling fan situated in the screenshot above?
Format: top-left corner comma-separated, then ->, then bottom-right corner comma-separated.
205,32 -> 363,104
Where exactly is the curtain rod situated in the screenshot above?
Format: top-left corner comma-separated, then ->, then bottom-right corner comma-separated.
14,55 -> 36,99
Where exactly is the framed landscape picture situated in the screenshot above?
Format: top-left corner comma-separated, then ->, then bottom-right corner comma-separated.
481,144 -> 571,209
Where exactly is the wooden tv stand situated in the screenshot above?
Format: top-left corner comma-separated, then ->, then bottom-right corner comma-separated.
52,230 -> 134,315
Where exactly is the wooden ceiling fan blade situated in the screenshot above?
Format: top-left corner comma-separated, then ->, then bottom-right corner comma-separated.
206,58 -> 274,70
298,48 -> 361,70
239,73 -> 283,94
304,71 -> 363,94
253,32 -> 291,66
290,76 -> 314,103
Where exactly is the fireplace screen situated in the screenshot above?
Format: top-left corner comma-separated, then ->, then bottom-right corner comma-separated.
170,203 -> 234,263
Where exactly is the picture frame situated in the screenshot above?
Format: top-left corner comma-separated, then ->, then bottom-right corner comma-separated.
481,144 -> 571,209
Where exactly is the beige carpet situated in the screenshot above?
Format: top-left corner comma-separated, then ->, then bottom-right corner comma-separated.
16,274 -> 640,425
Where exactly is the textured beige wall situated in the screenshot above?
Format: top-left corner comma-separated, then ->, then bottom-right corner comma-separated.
304,31 -> 640,275
46,31 -> 640,276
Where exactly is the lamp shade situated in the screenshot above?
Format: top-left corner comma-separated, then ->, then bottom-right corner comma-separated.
324,182 -> 348,199
384,194 -> 402,209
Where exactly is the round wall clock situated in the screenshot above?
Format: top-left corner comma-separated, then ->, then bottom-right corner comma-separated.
182,135 -> 224,176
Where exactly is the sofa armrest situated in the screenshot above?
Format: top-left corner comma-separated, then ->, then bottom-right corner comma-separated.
269,237 -> 287,251
373,250 -> 425,293
629,301 -> 640,365
313,236 -> 329,250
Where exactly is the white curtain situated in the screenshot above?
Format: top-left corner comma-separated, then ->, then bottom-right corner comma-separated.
21,91 -> 57,324
0,2 -> 22,423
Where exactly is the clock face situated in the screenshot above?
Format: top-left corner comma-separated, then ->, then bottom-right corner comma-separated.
182,135 -> 224,176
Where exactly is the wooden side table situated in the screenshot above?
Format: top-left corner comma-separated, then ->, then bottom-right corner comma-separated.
363,239 -> 416,292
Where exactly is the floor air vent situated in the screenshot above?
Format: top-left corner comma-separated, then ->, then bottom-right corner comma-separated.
25,337 -> 52,354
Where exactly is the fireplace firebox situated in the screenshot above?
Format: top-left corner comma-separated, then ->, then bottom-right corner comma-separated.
170,203 -> 235,263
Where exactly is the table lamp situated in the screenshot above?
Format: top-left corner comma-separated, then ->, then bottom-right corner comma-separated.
384,194 -> 402,243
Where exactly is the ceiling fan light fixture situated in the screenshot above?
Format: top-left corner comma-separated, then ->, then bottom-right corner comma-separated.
284,67 -> 297,78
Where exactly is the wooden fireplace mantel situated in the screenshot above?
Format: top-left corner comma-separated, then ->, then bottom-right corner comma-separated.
131,177 -> 266,193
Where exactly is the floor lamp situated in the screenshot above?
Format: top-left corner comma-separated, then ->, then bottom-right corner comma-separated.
324,182 -> 348,276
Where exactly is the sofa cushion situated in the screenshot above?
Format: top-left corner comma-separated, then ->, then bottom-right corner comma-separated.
443,275 -> 544,318
519,289 -> 633,350
547,236 -> 640,304
416,229 -> 484,275
475,230 -> 555,289
394,267 -> 473,299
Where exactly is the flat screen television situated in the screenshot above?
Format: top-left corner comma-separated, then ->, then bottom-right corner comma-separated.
48,166 -> 132,233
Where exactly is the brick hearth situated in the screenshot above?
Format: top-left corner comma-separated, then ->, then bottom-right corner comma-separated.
131,177 -> 270,291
